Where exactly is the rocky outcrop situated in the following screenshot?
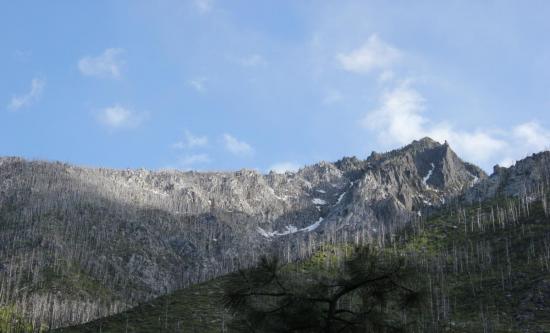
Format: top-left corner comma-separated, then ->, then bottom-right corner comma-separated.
313,138 -> 486,237
465,151 -> 550,202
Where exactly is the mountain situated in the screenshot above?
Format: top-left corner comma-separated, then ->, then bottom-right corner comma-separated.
57,147 -> 550,333
0,137 -> 535,330
58,175 -> 550,332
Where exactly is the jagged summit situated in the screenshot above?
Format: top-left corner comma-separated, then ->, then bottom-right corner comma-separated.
369,136 -> 442,160
364,137 -> 486,192
418,136 -> 439,144
408,136 -> 442,149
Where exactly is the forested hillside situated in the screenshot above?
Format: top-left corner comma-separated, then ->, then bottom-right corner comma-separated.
56,188 -> 550,332
1,139 -> 549,332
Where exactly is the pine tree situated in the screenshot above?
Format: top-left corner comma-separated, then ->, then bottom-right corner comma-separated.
223,246 -> 424,332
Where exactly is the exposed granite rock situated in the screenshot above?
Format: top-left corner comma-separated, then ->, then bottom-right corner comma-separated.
465,151 -> 550,202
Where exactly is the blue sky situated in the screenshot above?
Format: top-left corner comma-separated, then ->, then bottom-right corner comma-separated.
2,0 -> 550,173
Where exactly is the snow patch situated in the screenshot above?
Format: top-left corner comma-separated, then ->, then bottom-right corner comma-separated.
285,225 -> 299,233
423,163 -> 435,187
257,225 -> 298,237
312,198 -> 327,205
257,218 -> 325,238
118,181 -> 169,197
336,192 -> 346,204
302,217 -> 324,232
257,227 -> 272,238
147,188 -> 169,197
316,189 -> 326,194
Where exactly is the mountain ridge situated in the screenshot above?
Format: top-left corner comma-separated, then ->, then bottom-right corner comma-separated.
0,137 -> 546,329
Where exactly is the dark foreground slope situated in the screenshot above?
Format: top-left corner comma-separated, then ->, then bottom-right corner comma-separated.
55,279 -> 227,333
56,188 -> 550,333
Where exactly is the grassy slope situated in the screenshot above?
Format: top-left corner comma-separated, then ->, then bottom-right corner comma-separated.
50,197 -> 550,332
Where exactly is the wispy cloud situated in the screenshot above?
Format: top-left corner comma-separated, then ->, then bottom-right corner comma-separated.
223,133 -> 254,156
173,130 -> 209,149
78,48 -> 125,79
512,122 -> 550,153
187,77 -> 207,93
363,82 -> 550,169
194,0 -> 213,13
8,78 -> 45,111
336,34 -> 550,169
239,53 -> 267,67
269,162 -> 301,174
178,153 -> 211,169
363,83 -> 428,145
337,34 -> 401,74
378,70 -> 395,83
12,49 -> 32,62
97,105 -> 147,129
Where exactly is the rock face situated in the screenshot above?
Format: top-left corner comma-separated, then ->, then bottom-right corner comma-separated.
0,137 -> 490,328
346,138 -> 484,218
465,151 -> 550,202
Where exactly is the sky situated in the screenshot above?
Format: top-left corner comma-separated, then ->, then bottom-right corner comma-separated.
2,0 -> 550,173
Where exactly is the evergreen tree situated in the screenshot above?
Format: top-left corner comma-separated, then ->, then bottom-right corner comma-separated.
224,246 -> 424,332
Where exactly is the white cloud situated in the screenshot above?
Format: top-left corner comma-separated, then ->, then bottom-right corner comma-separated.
78,48 -> 124,79
378,70 -> 395,83
363,83 -> 550,170
512,122 -> 550,152
8,78 -> 45,111
173,130 -> 208,149
498,158 -> 516,168
337,34 -> 402,74
269,162 -> 301,174
97,105 -> 147,129
363,83 -> 427,145
187,78 -> 207,93
239,54 -> 267,67
223,134 -> 254,156
178,154 -> 211,169
194,0 -> 213,13
334,31 -> 548,171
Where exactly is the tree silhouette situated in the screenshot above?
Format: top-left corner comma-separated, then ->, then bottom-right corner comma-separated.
224,246 -> 424,332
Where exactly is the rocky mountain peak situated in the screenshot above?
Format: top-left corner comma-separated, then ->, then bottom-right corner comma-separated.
410,136 -> 441,149
321,138 -> 489,236
365,137 -> 486,192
